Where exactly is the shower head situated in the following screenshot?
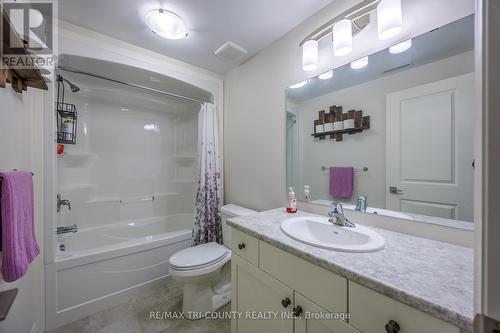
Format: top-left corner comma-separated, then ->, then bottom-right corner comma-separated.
57,74 -> 80,93
63,78 -> 80,93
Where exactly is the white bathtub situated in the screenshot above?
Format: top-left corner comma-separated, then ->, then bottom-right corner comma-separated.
45,214 -> 193,330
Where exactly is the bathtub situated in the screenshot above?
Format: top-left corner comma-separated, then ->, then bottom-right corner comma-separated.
45,213 -> 193,330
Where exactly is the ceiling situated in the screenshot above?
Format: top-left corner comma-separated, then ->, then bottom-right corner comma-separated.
59,0 -> 334,74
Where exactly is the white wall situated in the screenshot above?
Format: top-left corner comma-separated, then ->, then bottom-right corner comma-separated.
0,88 -> 45,333
224,0 -> 474,211
294,51 -> 474,207
57,91 -> 199,230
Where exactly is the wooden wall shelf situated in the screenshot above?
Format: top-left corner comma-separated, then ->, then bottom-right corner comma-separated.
312,105 -> 370,141
0,12 -> 49,93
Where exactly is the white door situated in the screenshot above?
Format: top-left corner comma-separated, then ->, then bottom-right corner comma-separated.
231,254 -> 294,333
386,73 -> 475,221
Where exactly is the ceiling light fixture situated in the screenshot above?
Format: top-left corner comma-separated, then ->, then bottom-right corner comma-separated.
318,70 -> 334,80
145,9 -> 188,40
389,39 -> 412,53
377,0 -> 403,40
302,40 -> 319,71
350,56 -> 369,69
289,80 -> 308,89
333,19 -> 353,56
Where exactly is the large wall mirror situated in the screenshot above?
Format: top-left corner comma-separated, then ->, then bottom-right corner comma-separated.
286,15 -> 474,227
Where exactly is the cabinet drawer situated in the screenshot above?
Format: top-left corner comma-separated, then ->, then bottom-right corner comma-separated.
260,241 -> 347,314
231,228 -> 259,266
349,282 -> 460,333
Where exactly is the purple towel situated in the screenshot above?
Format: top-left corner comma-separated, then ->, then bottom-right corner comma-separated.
329,167 -> 354,198
0,171 -> 39,282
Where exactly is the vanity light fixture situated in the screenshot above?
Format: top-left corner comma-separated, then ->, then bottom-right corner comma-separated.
299,0 -> 405,71
318,70 -> 334,80
389,39 -> 412,54
377,0 -> 403,40
302,40 -> 319,71
350,56 -> 369,69
333,19 -> 353,56
145,9 -> 188,40
289,80 -> 308,89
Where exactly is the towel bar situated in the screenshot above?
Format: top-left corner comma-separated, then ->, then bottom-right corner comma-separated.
320,166 -> 368,172
0,170 -> 34,183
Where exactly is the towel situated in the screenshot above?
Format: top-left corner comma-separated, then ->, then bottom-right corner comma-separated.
0,171 -> 39,282
329,167 -> 354,198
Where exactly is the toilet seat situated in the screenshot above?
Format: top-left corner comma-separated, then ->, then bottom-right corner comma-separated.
169,242 -> 231,277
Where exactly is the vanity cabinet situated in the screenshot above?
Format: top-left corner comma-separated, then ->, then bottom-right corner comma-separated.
231,253 -> 294,333
230,227 -> 463,333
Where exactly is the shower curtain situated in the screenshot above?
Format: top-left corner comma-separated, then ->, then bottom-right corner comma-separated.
192,103 -> 222,245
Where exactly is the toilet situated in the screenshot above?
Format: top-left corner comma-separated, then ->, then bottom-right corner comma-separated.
169,204 -> 257,318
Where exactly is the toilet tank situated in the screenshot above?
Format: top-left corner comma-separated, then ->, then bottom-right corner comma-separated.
220,204 -> 257,248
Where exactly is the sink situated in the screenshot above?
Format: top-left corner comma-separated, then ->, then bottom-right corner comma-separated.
280,216 -> 385,252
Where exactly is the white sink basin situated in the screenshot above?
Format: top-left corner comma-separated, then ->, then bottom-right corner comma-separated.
280,216 -> 385,253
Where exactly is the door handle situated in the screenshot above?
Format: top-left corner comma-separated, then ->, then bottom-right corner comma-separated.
389,186 -> 404,194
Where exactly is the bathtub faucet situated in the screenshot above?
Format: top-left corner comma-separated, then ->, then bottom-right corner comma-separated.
57,194 -> 71,212
56,224 -> 78,235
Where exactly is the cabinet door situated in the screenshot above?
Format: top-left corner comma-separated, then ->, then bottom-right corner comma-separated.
231,254 -> 294,333
294,292 -> 360,333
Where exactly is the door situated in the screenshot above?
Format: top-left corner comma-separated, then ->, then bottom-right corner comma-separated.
386,73 -> 475,221
231,254 -> 294,333
294,292 -> 359,333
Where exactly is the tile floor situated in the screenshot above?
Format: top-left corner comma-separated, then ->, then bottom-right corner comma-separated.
47,279 -> 231,333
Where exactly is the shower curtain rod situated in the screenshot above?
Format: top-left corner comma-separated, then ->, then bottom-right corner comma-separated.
57,66 -> 211,105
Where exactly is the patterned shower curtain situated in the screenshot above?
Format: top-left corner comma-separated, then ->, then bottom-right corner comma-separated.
192,103 -> 222,245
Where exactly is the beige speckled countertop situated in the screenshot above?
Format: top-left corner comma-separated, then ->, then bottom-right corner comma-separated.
228,208 -> 474,332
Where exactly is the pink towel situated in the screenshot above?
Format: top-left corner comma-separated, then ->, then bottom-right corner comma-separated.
329,167 -> 354,198
0,171 -> 39,282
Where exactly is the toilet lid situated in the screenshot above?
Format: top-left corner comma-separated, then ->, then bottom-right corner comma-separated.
169,242 -> 229,270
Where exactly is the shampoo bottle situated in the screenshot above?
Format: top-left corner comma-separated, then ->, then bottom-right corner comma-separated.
287,187 -> 297,213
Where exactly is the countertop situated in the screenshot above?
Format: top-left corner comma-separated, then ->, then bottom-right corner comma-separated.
227,208 -> 474,332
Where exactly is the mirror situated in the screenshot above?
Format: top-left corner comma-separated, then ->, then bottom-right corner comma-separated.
286,15 -> 475,226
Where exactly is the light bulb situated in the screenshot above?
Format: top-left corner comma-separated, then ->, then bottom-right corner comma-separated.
302,40 -> 319,71
389,39 -> 412,54
318,70 -> 333,80
351,56 -> 369,69
333,19 -> 353,56
377,0 -> 403,40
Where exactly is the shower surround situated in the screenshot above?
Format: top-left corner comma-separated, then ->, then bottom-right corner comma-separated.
45,55 -> 215,330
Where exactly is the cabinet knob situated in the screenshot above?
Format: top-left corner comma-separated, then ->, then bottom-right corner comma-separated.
292,306 -> 303,317
238,242 -> 246,250
385,320 -> 401,333
281,297 -> 291,308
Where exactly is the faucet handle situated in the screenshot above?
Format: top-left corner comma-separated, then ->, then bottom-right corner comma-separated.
331,201 -> 343,214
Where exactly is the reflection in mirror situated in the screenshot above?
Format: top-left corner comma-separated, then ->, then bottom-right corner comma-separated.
286,15 -> 475,226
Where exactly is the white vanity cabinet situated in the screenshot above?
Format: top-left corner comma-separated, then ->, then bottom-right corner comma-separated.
230,227 -> 463,333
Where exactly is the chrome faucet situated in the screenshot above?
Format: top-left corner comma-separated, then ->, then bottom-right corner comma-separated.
57,194 -> 71,212
328,202 -> 355,227
355,195 -> 368,212
56,224 -> 78,235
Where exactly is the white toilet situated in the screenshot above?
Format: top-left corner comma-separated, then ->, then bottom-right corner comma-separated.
169,204 -> 256,318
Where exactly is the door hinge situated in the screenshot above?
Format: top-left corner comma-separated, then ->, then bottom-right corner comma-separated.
474,314 -> 500,333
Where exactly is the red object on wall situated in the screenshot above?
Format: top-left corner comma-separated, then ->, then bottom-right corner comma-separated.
57,144 -> 64,155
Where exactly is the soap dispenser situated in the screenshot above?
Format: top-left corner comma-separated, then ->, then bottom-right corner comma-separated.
287,187 -> 297,213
